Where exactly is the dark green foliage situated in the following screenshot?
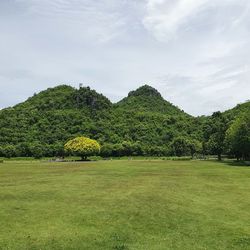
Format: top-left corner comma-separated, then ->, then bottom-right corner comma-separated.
0,145 -> 17,158
116,85 -> 187,115
29,142 -> 44,159
171,137 -> 191,157
188,139 -> 202,158
202,112 -> 229,160
18,85 -> 76,110
100,143 -> 114,157
74,86 -> 112,111
0,84 -> 248,158
223,101 -> 250,120
225,111 -> 250,160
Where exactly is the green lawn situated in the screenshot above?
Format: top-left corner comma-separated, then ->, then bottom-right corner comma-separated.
0,160 -> 250,250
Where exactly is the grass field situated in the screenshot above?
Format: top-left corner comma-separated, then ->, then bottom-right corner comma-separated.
0,160 -> 250,250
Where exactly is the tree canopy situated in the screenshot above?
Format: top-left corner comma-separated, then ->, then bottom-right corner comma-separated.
225,112 -> 250,160
64,136 -> 100,160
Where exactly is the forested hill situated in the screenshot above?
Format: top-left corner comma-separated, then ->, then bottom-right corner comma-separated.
14,85 -> 112,111
0,84 -> 249,158
115,85 -> 188,116
222,100 -> 250,119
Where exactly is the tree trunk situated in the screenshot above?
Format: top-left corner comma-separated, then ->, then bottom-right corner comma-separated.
218,153 -> 222,161
81,155 -> 87,161
243,154 -> 246,161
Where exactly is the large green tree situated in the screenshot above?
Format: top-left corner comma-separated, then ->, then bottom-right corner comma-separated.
188,139 -> 202,159
225,112 -> 250,160
203,112 -> 229,160
171,137 -> 190,157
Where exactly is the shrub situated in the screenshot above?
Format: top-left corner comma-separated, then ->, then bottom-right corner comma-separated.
100,143 -> 113,157
1,145 -> 17,158
171,137 -> 191,157
29,142 -> 44,159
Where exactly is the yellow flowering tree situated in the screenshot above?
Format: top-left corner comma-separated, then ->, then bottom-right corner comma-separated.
64,136 -> 100,160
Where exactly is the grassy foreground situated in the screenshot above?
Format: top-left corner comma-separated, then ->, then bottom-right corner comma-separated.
0,160 -> 250,250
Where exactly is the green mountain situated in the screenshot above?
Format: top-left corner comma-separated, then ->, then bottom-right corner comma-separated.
115,85 -> 187,116
0,84 -> 248,158
108,85 -> 197,147
16,85 -> 112,111
0,85 -> 112,153
223,100 -> 250,119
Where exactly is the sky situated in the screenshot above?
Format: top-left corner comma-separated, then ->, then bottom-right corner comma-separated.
0,0 -> 250,116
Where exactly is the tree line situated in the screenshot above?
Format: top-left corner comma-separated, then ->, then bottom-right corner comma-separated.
0,85 -> 249,160
0,110 -> 248,160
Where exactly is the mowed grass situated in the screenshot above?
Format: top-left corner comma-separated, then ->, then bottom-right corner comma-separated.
0,160 -> 250,250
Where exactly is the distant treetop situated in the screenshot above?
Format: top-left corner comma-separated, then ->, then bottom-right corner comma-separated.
128,85 -> 162,99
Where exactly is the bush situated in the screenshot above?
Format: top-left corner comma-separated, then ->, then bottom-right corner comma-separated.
171,137 -> 191,157
1,145 -> 17,158
100,144 -> 113,157
29,142 -> 44,159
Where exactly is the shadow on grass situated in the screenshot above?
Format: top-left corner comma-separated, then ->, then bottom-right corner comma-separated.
220,159 -> 250,168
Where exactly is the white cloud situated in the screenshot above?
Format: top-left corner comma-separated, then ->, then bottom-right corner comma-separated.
0,0 -> 249,115
141,0 -> 250,115
143,0 -> 250,42
143,0 -> 210,41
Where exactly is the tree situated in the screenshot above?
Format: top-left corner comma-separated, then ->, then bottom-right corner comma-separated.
29,142 -> 44,159
204,112 -> 228,161
16,143 -> 31,157
112,144 -> 124,157
188,139 -> 202,159
64,136 -> 100,160
207,134 -> 224,160
131,141 -> 143,156
1,145 -> 17,158
225,112 -> 250,161
171,137 -> 190,157
100,143 -> 113,157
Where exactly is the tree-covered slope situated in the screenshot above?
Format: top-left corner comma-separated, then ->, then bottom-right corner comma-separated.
223,100 -> 250,120
109,85 -> 199,148
0,84 -> 248,158
15,85 -> 112,111
0,85 -> 112,156
115,85 -> 187,116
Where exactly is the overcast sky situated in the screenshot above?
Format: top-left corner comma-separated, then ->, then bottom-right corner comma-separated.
0,0 -> 249,115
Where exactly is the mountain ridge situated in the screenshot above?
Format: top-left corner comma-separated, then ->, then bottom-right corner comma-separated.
0,84 -> 248,158
1,84 -> 248,117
